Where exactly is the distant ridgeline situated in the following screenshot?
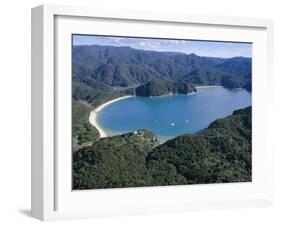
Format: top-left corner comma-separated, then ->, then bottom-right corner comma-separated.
73,45 -> 252,94
72,45 -> 252,108
73,106 -> 252,189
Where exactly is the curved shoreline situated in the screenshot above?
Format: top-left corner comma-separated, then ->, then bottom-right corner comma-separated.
88,86 -> 223,138
89,95 -> 133,138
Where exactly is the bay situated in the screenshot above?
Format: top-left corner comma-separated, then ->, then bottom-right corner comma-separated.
97,87 -> 252,142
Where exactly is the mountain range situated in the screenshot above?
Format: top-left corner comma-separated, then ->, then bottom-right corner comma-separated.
73,45 -> 252,90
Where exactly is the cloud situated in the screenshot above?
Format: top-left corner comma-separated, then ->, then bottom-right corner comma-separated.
73,35 -> 251,58
109,37 -> 122,43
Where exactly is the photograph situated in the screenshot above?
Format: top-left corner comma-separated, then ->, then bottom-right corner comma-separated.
72,34 -> 252,190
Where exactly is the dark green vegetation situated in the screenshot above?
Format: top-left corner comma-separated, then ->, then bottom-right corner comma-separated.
73,77 -> 134,108
72,44 -> 252,189
72,101 -> 100,152
73,107 -> 252,189
72,77 -> 134,150
73,130 -> 160,189
72,46 -> 252,137
73,45 -> 251,90
135,80 -> 196,97
148,107 -> 252,184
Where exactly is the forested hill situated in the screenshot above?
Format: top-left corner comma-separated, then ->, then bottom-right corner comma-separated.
135,80 -> 196,97
73,45 -> 252,89
72,45 -> 252,151
73,106 -> 252,189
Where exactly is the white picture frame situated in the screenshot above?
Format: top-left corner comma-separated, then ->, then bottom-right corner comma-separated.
31,4 -> 274,221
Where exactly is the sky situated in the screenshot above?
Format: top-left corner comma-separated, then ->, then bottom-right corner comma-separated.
73,35 -> 252,58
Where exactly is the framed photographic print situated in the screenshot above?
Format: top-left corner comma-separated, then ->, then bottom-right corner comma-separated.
31,4 -> 274,221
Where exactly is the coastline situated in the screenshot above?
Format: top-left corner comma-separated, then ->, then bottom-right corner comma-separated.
89,86 -> 222,138
187,91 -> 196,96
195,85 -> 223,89
89,95 -> 133,138
148,91 -> 196,98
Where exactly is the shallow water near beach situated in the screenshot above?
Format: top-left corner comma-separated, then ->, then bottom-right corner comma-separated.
97,87 -> 251,142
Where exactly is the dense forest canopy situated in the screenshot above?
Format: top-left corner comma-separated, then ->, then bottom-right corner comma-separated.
73,107 -> 252,189
72,45 -> 252,107
72,44 -> 252,189
73,45 -> 251,90
135,80 -> 196,97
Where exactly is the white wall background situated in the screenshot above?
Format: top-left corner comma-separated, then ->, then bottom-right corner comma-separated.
0,0 -> 280,225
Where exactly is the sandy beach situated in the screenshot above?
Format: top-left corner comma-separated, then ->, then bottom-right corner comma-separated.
89,87 -> 220,138
89,95 -> 133,138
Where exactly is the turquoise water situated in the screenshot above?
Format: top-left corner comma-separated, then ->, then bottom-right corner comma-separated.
97,87 -> 251,142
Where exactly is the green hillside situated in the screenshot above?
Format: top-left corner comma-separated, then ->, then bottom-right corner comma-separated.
135,80 -> 196,97
73,129 -> 159,189
73,107 -> 252,189
73,45 -> 251,88
72,101 -> 99,152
